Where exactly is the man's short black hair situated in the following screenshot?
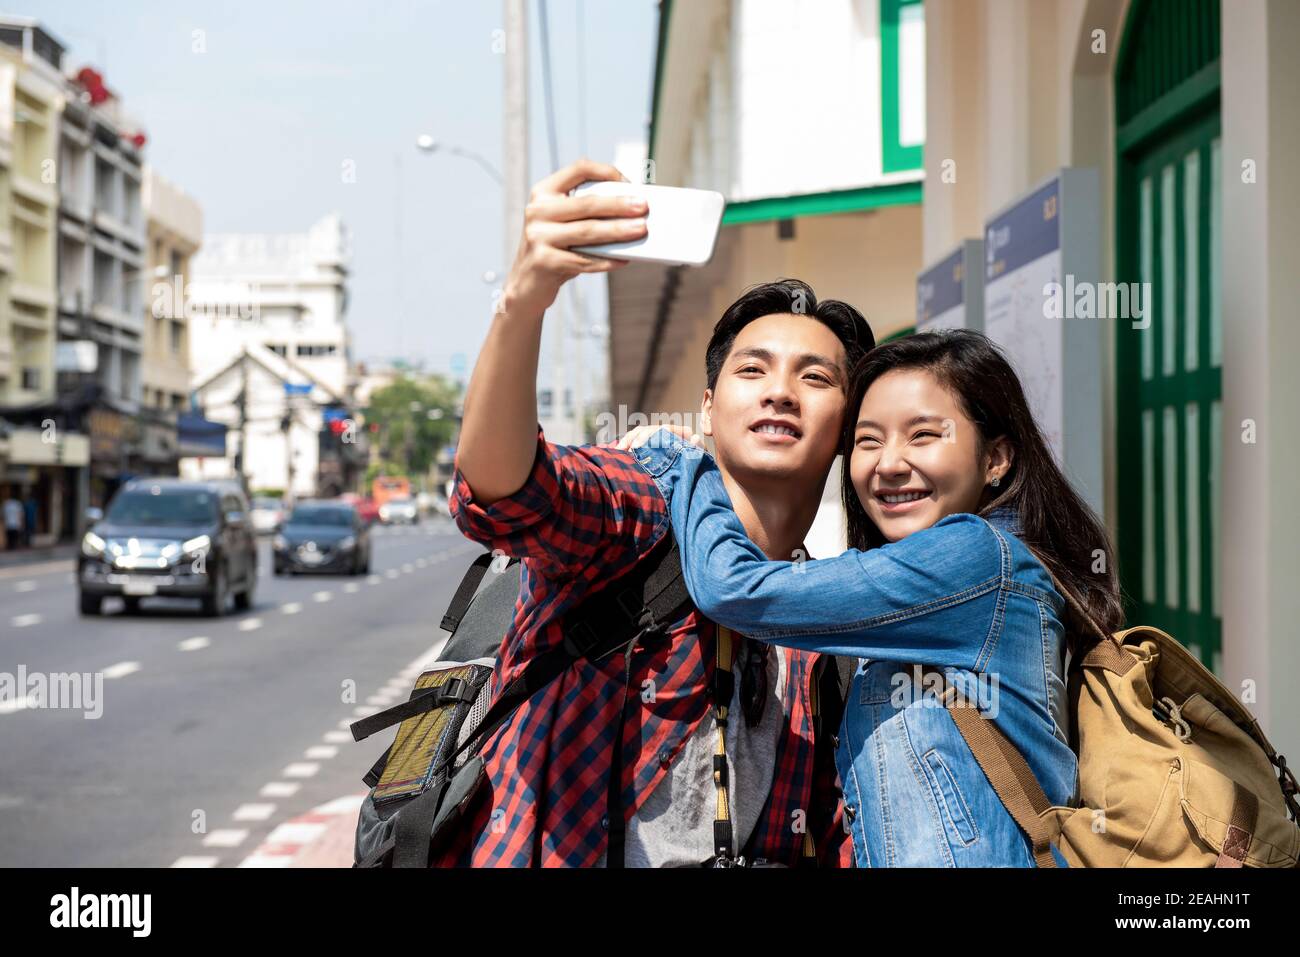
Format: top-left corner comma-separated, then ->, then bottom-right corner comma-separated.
704,278 -> 875,391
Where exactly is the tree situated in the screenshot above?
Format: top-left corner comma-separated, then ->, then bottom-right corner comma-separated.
363,374 -> 459,482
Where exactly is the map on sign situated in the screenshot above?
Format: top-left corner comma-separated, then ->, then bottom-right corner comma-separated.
984,178 -> 1064,461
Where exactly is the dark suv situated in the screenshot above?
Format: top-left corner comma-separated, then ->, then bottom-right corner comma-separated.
78,478 -> 258,617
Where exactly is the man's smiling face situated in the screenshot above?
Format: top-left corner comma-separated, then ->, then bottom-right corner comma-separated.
701,312 -> 849,488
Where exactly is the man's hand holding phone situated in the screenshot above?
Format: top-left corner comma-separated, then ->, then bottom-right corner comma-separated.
500,159 -> 648,322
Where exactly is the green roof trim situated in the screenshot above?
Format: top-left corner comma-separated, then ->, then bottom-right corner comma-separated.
721,181 -> 922,226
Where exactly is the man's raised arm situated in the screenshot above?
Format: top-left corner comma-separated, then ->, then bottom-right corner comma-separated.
456,159 -> 648,504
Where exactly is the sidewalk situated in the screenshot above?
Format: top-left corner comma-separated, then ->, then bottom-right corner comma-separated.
0,542 -> 77,570
238,793 -> 367,868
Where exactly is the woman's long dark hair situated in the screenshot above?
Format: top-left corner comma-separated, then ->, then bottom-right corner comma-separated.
841,330 -> 1124,650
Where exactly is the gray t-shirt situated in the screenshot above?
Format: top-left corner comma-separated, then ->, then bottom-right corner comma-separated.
594,636 -> 788,867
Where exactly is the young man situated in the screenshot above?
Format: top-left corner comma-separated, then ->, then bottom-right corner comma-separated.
439,159 -> 874,867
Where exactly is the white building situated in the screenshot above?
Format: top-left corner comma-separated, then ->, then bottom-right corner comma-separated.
185,214 -> 358,498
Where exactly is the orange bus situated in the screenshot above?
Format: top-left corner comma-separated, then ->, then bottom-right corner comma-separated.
371,476 -> 411,508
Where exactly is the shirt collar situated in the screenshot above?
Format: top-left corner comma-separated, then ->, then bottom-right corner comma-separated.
982,503 -> 1022,537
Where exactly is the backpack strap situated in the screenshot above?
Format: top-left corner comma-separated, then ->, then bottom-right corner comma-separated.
709,626 -> 738,863
440,551 -> 515,635
444,532 -> 694,870
922,666 -> 1060,868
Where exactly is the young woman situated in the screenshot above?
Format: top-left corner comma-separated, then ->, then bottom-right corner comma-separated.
629,329 -> 1124,867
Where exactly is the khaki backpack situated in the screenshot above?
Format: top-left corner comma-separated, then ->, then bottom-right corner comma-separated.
928,570 -> 1300,868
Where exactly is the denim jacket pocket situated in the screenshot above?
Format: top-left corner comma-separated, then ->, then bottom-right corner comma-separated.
921,748 -> 980,847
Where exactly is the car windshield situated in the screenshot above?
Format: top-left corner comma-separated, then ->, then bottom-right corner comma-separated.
288,506 -> 353,527
106,488 -> 219,526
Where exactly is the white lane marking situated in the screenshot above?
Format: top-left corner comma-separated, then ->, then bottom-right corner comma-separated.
337,718 -> 354,730
237,618 -> 263,632
178,636 -> 210,652
237,854 -> 291,868
343,582 -> 360,594
312,591 -> 332,603
353,705 -> 380,717
401,563 -> 414,573
323,730 -> 351,744
102,661 -> 141,679
202,829 -> 249,848
10,613 -> 42,628
14,580 -> 37,592
0,696 -> 34,715
281,602 -> 302,615
281,762 -> 319,778
171,856 -> 220,868
384,569 -> 399,579
265,821 -> 326,845
367,693 -> 397,706
260,782 -> 300,798
415,558 -> 427,568
317,794 -> 366,814
304,745 -> 337,759
233,803 -> 276,822
366,574 -> 381,585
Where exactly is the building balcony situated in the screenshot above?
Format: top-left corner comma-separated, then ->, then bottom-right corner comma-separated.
11,173 -> 58,211
10,281 -> 55,311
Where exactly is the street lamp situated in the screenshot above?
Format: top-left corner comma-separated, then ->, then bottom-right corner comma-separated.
414,135 -> 504,185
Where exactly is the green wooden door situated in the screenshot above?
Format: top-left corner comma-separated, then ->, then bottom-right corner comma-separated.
1115,0 -> 1222,670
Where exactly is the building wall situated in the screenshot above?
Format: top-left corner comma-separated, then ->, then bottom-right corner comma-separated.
0,50 -> 60,406
921,0 -> 1299,760
57,91 -> 147,410
141,166 -> 201,411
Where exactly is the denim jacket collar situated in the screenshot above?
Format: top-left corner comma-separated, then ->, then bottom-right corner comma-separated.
981,503 -> 1022,538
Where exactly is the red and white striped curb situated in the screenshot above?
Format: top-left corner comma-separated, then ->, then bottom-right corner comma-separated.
238,792 -> 368,868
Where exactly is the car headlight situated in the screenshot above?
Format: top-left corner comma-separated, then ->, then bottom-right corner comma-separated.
273,534 -> 287,550
337,536 -> 356,551
82,531 -> 106,557
181,534 -> 211,557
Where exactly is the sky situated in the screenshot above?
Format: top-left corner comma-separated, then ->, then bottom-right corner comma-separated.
20,0 -> 660,387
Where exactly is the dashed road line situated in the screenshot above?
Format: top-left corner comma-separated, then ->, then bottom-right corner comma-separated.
202,829 -> 249,848
260,782 -> 301,798
232,803 -> 277,822
102,661 -> 141,679
178,636 -> 210,652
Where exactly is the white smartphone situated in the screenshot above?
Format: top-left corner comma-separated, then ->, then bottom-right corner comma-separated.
569,181 -> 725,267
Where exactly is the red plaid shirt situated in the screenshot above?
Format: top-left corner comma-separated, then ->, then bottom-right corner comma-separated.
433,426 -> 851,867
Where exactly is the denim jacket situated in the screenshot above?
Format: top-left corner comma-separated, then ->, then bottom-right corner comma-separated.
633,431 -> 1078,867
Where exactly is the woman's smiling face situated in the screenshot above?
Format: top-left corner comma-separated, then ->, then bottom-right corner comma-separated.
848,368 -> 1010,542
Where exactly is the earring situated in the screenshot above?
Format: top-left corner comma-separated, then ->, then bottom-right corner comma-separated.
990,476 -> 1001,487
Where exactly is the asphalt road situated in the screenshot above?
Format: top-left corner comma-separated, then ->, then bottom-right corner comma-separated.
0,518 -> 481,867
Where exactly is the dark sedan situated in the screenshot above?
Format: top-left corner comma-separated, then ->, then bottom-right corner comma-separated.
272,501 -> 371,576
